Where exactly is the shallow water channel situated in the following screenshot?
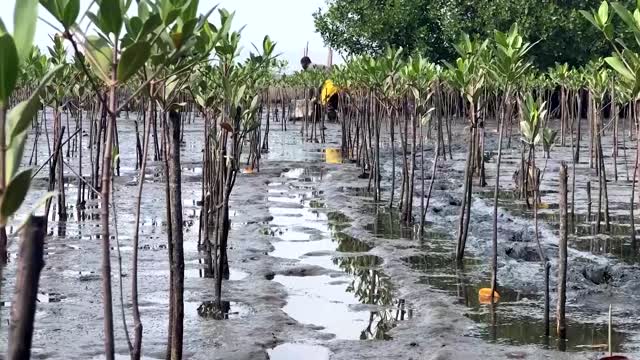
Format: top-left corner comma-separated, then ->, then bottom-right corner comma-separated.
266,167 -> 411,358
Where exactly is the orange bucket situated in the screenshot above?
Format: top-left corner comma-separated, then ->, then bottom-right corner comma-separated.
478,288 -> 500,304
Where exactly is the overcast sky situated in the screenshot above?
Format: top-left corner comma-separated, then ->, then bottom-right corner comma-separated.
2,0 -> 338,72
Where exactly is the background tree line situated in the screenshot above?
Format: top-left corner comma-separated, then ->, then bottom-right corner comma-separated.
314,0 -> 632,69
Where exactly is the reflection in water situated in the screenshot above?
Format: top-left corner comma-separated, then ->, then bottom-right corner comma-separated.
195,300 -> 251,320
334,232 -> 372,253
334,254 -> 410,340
270,168 -> 411,340
365,208 -> 415,239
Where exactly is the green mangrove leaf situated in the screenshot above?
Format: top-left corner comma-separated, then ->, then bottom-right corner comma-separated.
580,10 -> 601,29
140,13 -> 162,40
1,168 -> 33,219
605,56 -> 635,81
98,0 -> 123,35
5,131 -> 26,186
611,2 -> 638,32
13,0 -> 38,63
39,0 -> 62,22
598,1 -> 609,25
118,41 -> 150,83
84,35 -> 112,83
0,33 -> 18,103
62,0 -> 80,28
126,16 -> 143,38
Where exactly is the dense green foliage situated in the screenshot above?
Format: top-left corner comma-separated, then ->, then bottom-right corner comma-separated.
313,0 -> 632,68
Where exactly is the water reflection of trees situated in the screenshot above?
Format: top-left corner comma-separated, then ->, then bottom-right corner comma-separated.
336,256 -> 400,340
334,232 -> 371,252
366,208 -> 414,239
326,210 -> 414,339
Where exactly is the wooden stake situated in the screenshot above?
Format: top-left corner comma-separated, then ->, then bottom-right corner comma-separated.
8,216 -> 46,360
557,162 -> 568,339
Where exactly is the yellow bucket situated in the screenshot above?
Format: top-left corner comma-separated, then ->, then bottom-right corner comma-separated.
478,288 -> 500,304
325,148 -> 342,164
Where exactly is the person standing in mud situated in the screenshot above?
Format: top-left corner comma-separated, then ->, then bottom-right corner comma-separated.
301,56 -> 324,134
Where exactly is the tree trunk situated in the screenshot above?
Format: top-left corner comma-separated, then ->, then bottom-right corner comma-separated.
167,111 -> 185,360
100,63 -> 118,360
491,93 -> 510,303
131,93 -> 154,360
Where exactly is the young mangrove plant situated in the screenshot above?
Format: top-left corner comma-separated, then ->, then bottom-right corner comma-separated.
446,34 -> 488,263
487,23 -> 533,303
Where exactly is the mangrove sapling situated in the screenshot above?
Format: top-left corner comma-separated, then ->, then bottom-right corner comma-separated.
617,84 -> 632,182
446,34 -> 488,262
129,85 -> 155,360
401,55 -> 436,227
44,2 -> 169,357
575,88 -> 583,164
586,67 -> 612,233
46,36 -> 70,222
520,94 -> 553,334
568,71 -> 581,231
110,171 -> 133,355
380,47 -> 404,209
206,29 -> 277,315
520,94 -> 547,257
43,127 -> 66,227
552,64 -> 570,147
487,23 -> 534,303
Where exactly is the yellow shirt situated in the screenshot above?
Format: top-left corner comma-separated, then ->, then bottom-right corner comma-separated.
321,80 -> 339,106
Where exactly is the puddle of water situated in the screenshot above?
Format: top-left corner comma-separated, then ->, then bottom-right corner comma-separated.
268,168 -> 407,340
334,232 -> 372,253
271,238 -> 335,261
466,311 -> 624,352
267,343 -> 331,360
229,268 -> 249,281
144,266 -> 248,280
334,254 -> 384,274
571,235 -> 639,264
275,274 -> 401,340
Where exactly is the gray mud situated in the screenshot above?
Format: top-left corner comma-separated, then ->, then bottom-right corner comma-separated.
0,114 -> 638,359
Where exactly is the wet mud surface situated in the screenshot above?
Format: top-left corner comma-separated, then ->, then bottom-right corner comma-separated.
0,115 -> 639,359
